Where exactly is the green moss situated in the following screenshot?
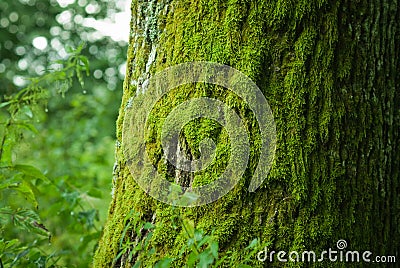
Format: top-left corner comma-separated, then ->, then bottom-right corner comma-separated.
94,0 -> 400,267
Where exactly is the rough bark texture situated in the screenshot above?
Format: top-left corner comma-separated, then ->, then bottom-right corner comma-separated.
94,0 -> 399,267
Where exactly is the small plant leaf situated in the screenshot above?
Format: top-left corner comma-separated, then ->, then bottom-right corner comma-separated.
13,164 -> 50,182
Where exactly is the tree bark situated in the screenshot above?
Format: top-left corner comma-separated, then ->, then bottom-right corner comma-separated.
94,0 -> 399,267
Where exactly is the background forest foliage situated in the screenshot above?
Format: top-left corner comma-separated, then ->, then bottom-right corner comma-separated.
0,0 -> 128,266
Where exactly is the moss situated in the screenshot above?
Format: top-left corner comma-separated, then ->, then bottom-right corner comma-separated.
94,0 -> 400,267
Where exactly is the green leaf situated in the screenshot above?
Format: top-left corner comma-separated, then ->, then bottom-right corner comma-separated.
78,231 -> 102,251
1,173 -> 39,207
214,255 -> 228,267
17,122 -> 39,134
245,238 -> 258,250
77,209 -> 99,230
21,105 -> 33,118
132,260 -> 142,268
0,238 -> 20,251
65,45 -> 74,53
210,241 -> 218,259
12,180 -> 39,208
194,230 -> 204,242
57,79 -> 70,97
0,208 -> 49,237
113,248 -> 127,266
143,222 -> 155,230
62,190 -> 80,207
87,188 -> 103,198
186,251 -> 198,267
79,56 -> 90,75
0,207 -> 14,224
182,219 -> 195,238
0,101 -> 12,108
119,221 -> 132,248
154,257 -> 174,268
198,251 -> 214,268
0,180 -> 15,191
12,164 -> 50,182
11,248 -> 30,266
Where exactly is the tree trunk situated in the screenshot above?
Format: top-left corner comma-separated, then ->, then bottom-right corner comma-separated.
94,0 -> 399,267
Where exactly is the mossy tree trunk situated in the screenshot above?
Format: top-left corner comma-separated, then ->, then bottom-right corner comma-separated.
94,0 -> 399,267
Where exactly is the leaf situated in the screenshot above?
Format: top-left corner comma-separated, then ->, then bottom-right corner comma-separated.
57,80 -> 70,97
87,188 -> 102,198
210,241 -> 218,259
11,248 -> 30,266
144,232 -> 153,247
213,255 -> 228,267
2,172 -> 39,208
0,180 -> 15,191
154,257 -> 174,268
0,208 -> 50,237
186,252 -> 197,267
20,105 -> 33,118
182,219 -> 195,238
62,190 -> 81,207
77,209 -> 99,230
0,238 -> 20,251
78,231 -> 102,251
113,248 -> 127,266
65,45 -> 74,53
187,237 -> 195,248
0,101 -> 11,108
132,260 -> 142,268
12,164 -> 50,182
79,56 -> 90,75
143,222 -> 155,230
198,251 -> 214,268
0,207 -> 14,224
12,180 -> 39,208
76,65 -> 84,87
74,43 -> 84,54
17,122 -> 39,134
245,238 -> 258,250
119,221 -> 132,248
196,237 -> 209,249
194,230 -> 204,242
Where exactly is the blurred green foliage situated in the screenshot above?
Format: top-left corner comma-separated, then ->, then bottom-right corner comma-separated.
1,0 -> 128,266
